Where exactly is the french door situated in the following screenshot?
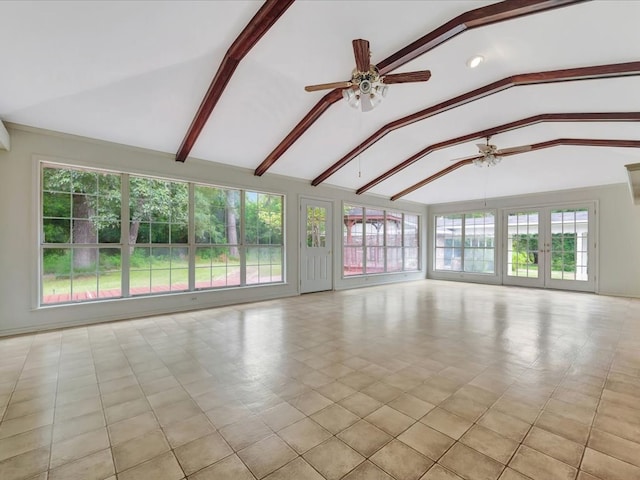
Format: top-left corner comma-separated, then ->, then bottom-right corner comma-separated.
503,204 -> 595,292
300,198 -> 333,293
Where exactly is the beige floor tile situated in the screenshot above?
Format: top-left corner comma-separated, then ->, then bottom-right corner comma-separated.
303,437 -> 365,480
339,371 -> 377,390
535,410 -> 590,444
492,396 -> 540,424
0,409 -> 54,440
205,403 -> 252,429
389,394 -> 436,420
409,384 -> 452,405
509,445 -> 577,480
440,443 -> 504,480
147,386 -> 191,409
0,445 -> 50,480
544,398 -> 595,426
498,467 -> 531,480
288,391 -> 332,416
365,405 -> 415,436
107,410 -> 159,445
101,384 -> 144,408
263,457 -> 324,480
154,399 -> 202,428
523,426 -> 584,467
339,392 -> 383,417
164,413 -> 216,449
50,426 -> 110,469
361,382 -> 403,403
175,432 -> 233,476
239,434 -> 297,479
4,394 -> 56,421
398,422 -> 455,462
592,412 -> 640,444
55,384 -> 100,407
581,446 -> 640,480
316,381 -> 356,402
259,402 -> 304,431
420,408 -> 472,440
54,396 -> 102,423
576,471 -> 600,480
337,419 -> 392,457
479,410 -> 531,442
0,424 -> 51,462
421,464 -> 464,479
104,397 -> 150,425
460,425 -> 519,465
219,416 -> 273,451
440,394 -> 489,423
117,451 -> 184,480
370,439 -> 433,480
342,460 -> 395,480
113,428 -> 170,472
310,403 -> 359,434
277,417 -> 331,454
52,410 -> 105,443
189,453 -> 255,480
48,448 -> 114,480
588,428 -> 640,468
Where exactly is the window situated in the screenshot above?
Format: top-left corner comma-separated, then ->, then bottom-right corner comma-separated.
343,204 -> 420,276
40,164 -> 284,305
434,211 -> 495,274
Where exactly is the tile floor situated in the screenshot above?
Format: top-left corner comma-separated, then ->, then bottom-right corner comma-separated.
0,280 -> 639,480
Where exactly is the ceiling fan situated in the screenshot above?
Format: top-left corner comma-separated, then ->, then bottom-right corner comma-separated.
452,137 -> 532,167
304,39 -> 432,112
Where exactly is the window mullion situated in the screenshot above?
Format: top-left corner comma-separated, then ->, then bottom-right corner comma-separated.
121,173 -> 130,297
188,183 -> 195,291
240,191 -> 246,286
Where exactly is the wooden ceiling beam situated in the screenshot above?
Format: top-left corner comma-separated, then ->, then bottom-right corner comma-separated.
176,0 -> 295,163
254,0 -> 584,176
391,138 -> 640,201
356,112 -> 640,194
313,61 -> 640,186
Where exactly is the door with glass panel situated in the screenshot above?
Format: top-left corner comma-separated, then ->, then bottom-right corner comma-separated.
300,198 -> 333,293
504,205 -> 595,291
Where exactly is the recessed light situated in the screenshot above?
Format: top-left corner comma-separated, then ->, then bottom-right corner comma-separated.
466,55 -> 484,69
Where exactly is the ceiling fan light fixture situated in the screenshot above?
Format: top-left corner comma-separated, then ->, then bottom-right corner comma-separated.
466,55 -> 484,69
474,154 -> 501,167
342,88 -> 360,109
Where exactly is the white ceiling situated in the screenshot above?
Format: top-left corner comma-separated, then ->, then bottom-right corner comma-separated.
1,0 -> 640,204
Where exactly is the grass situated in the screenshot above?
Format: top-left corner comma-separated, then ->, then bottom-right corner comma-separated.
42,257 -> 282,297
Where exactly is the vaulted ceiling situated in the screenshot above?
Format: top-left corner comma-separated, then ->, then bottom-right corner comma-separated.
2,0 -> 640,204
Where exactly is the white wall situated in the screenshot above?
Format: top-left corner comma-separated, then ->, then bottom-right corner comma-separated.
0,125 -> 427,336
427,184 -> 640,298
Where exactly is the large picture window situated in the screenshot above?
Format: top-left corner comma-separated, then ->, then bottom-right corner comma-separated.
343,204 -> 420,276
434,211 -> 495,274
40,164 -> 284,305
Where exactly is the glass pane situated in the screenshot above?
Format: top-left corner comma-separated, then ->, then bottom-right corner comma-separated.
245,192 -> 283,245
507,211 -> 539,278
43,167 -> 72,192
366,247 -> 385,274
387,247 -> 402,272
194,185 -> 240,246
385,211 -> 403,246
344,246 -> 363,276
43,218 -> 70,243
130,247 -> 151,295
42,248 -> 71,304
463,212 -> 495,274
307,206 -> 326,248
343,205 -> 363,246
404,247 -> 419,272
72,219 -> 97,244
551,208 -> 588,281
434,214 -> 462,271
43,192 -> 71,218
98,248 -> 121,298
246,247 -> 282,284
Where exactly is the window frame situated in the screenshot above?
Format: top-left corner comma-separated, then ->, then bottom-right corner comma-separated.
433,210 -> 496,275
342,202 -> 421,278
39,162 -> 285,306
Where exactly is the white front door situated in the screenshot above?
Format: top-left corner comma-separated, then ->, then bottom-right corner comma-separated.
300,198 -> 333,293
503,204 -> 596,292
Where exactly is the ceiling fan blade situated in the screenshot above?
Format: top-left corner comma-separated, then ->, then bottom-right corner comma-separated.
450,154 -> 483,162
496,145 -> 533,155
352,39 -> 370,73
304,81 -> 353,92
381,70 -> 432,84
